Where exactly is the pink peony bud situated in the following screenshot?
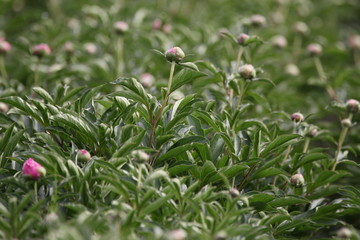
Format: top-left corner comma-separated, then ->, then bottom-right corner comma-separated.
166,229 -> 187,240
84,43 -> 97,54
291,112 -> 304,123
337,227 -> 352,238
132,150 -> 150,163
341,118 -> 352,128
307,43 -> 322,56
63,41 -> 75,55
162,24 -> 172,33
285,64 -> 300,76
114,21 -> 129,34
307,127 -> 318,138
22,158 -> 46,180
32,43 -> 51,58
249,14 -> 266,27
237,33 -> 250,46
77,149 -> 91,162
347,35 -> 360,51
0,102 -> 8,113
290,173 -> 304,187
165,47 -> 185,63
0,40 -> 11,55
239,64 -> 256,79
139,73 -> 155,88
229,188 -> 240,198
293,21 -> 308,35
152,18 -> 162,30
345,99 -> 359,113
271,35 -> 287,49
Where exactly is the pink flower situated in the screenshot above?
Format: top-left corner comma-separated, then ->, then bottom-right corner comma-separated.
152,19 -> 162,30
22,158 -> 46,180
114,21 -> 129,34
32,43 -> 51,57
139,73 -> 155,88
77,149 -> 91,162
0,40 -> 11,55
165,47 -> 185,63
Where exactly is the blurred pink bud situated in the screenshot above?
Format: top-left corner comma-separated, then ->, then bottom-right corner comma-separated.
239,64 -> 256,79
272,35 -> 287,49
140,73 -> 155,88
341,118 -> 352,128
285,64 -> 300,76
291,112 -> 304,122
237,33 -> 250,45
291,174 -> 304,187
152,19 -> 162,30
32,43 -> 51,58
0,102 -> 8,113
346,99 -> 359,113
63,41 -> 75,55
337,227 -> 352,238
22,158 -> 46,180
84,43 -> 97,54
162,24 -> 172,33
307,43 -> 322,56
114,21 -> 129,34
77,149 -> 91,162
229,188 -> 240,198
165,47 -> 185,63
293,21 -> 308,35
347,35 -> 360,51
166,229 -> 187,240
0,40 -> 11,55
250,14 -> 266,27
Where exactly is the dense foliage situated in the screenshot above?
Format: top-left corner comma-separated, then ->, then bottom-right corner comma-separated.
1,0 -> 360,239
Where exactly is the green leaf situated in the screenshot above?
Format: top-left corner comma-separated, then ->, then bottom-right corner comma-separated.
269,196 -> 309,208
32,87 -> 54,104
112,130 -> 145,158
178,62 -> 199,71
156,144 -> 194,164
140,194 -> 173,216
260,134 -> 300,157
170,69 -> 206,93
294,153 -> 328,169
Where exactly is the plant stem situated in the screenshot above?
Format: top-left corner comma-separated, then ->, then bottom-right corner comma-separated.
34,181 -> 38,203
236,81 -> 249,109
292,35 -> 302,62
332,114 -> 353,171
229,47 -> 244,108
34,58 -> 40,86
116,37 -> 124,76
354,51 -> 360,68
0,56 -> 8,84
149,61 -> 176,165
313,56 -> 337,101
302,137 -> 310,153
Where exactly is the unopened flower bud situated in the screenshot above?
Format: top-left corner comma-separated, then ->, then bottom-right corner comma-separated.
237,33 -> 250,45
114,21 -> 129,34
214,231 -> 227,240
0,102 -> 8,113
307,43 -> 322,56
307,127 -> 318,138
291,112 -> 304,123
166,229 -> 187,240
347,35 -> 360,52
63,41 -> 74,55
239,64 -> 256,79
84,43 -> 97,54
290,173 -> 304,187
285,64 -> 300,76
133,150 -> 150,163
293,21 -> 308,35
170,90 -> 185,101
271,35 -> 287,49
229,188 -> 240,198
341,118 -> 352,128
250,14 -> 266,27
152,19 -> 162,30
162,24 -> 172,33
165,47 -> 185,63
77,149 -> 91,162
0,40 -> 11,55
139,73 -> 155,88
345,99 -> 359,113
32,43 -> 51,58
337,227 -> 352,238
22,158 -> 46,180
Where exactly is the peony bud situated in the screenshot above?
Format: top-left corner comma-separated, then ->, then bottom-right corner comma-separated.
239,64 -> 256,79
0,102 -> 8,113
22,158 -> 46,180
139,73 -> 155,88
166,229 -> 187,240
63,41 -> 75,55
347,35 -> 360,52
307,43 -> 322,56
306,126 -> 318,138
336,227 -> 352,238
84,43 -> 97,54
77,149 -> 91,162
341,118 -> 352,128
229,188 -> 240,198
271,35 -> 287,49
237,33 -> 250,46
132,150 -> 150,163
152,18 -> 162,30
114,21 -> 129,34
249,14 -> 266,27
32,43 -> 51,58
345,99 -> 359,113
293,21 -> 308,35
214,231 -> 227,240
285,64 -> 300,76
162,24 -> 172,33
0,40 -> 11,55
165,47 -> 185,63
291,112 -> 304,123
290,174 -> 304,187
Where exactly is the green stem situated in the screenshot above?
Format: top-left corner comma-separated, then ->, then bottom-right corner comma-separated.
34,58 -> 40,86
137,165 -> 143,188
354,51 -> 360,68
34,181 -> 38,203
116,37 -> 124,76
0,56 -> 8,83
235,46 -> 244,71
292,35 -> 302,62
302,137 -> 310,153
313,56 -> 337,100
236,81 -> 249,109
149,61 -> 176,165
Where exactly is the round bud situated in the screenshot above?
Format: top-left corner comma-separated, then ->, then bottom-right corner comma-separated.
237,33 -> 250,46
341,118 -> 352,128
0,102 -> 8,113
307,127 -> 318,138
307,43 -> 322,56
0,40 -> 11,55
139,73 -> 155,88
249,14 -> 266,27
285,64 -> 300,76
32,43 -> 51,58
290,174 -> 304,188
170,90 -> 185,101
214,231 -> 227,240
291,112 -> 304,123
229,188 -> 240,198
166,229 -> 187,240
132,150 -> 150,163
22,158 -> 46,180
347,35 -> 360,52
114,21 -> 129,34
239,64 -> 256,79
152,18 -> 162,30
293,21 -> 308,35
271,35 -> 287,49
84,43 -> 97,54
337,227 -> 352,238
63,41 -> 74,55
345,99 -> 359,113
165,47 -> 185,63
77,149 -> 91,162
44,212 -> 59,226
162,24 -> 172,33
